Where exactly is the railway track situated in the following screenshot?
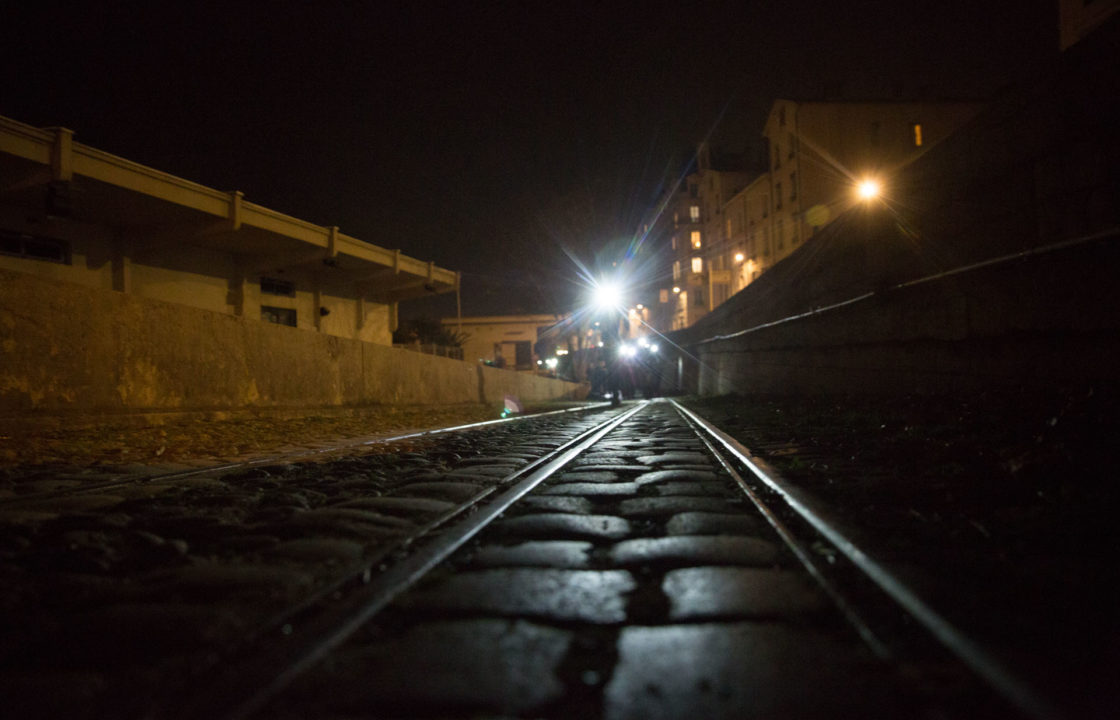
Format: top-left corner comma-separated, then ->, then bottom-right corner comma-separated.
0,399 -> 1064,719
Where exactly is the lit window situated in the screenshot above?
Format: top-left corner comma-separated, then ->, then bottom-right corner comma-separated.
671,236 -> 677,250
672,261 -> 681,280
691,256 -> 703,273
659,289 -> 669,303
912,123 -> 923,147
690,205 -> 700,221
691,231 -> 701,249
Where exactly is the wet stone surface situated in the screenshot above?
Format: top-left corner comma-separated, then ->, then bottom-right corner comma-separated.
0,405 -> 624,719
290,619 -> 573,716
604,623 -> 906,720
284,401 -> 913,719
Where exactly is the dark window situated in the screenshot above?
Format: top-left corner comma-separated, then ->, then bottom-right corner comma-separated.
261,306 -> 297,327
261,277 -> 296,297
0,229 -> 69,264
775,182 -> 783,209
790,172 -> 798,201
514,341 -> 532,369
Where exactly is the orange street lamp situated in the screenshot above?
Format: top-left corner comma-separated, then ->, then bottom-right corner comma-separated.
857,178 -> 881,200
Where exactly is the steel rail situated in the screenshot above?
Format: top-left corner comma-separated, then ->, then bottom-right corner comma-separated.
673,402 -> 891,660
0,402 -> 610,508
672,399 -> 1066,720
175,401 -> 648,720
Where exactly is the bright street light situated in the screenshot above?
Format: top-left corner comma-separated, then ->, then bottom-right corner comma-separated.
591,280 -> 623,310
857,178 -> 881,200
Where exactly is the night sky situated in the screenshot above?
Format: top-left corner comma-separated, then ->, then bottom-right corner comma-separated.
1,1 -> 1057,319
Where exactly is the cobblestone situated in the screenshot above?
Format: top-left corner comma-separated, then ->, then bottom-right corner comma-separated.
604,623 -> 904,720
465,541 -> 594,569
663,567 -> 828,620
664,511 -> 768,536
618,496 -> 740,517
636,451 -> 711,466
516,495 -> 593,514
494,512 -> 633,540
608,536 -> 781,567
400,568 -> 636,623
540,481 -> 640,496
291,620 -> 572,716
634,468 -> 721,484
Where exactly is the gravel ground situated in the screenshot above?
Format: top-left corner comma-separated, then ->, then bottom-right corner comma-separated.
680,386 -> 1120,717
0,403 -> 582,472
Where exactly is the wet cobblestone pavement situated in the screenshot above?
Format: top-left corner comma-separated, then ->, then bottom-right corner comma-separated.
682,388 -> 1120,720
0,403 -> 607,718
2,392 -> 1116,718
269,402 -> 910,719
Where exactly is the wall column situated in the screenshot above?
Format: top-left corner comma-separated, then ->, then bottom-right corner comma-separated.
111,238 -> 132,293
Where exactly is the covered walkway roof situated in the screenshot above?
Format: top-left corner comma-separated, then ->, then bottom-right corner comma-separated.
0,115 -> 457,303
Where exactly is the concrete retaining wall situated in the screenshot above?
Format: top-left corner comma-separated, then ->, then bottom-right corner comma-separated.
689,236 -> 1120,396
0,269 -> 584,419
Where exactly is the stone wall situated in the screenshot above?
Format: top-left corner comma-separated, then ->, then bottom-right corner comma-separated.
688,234 -> 1120,396
0,269 -> 584,419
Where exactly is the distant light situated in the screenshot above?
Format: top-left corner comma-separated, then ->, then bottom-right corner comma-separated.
555,348 -> 568,356
545,357 -> 559,369
636,303 -> 644,310
536,360 -> 543,365
638,338 -> 649,348
672,286 -> 681,294
734,252 -> 745,263
649,343 -> 659,353
597,341 -> 604,348
592,280 -> 622,310
619,343 -> 636,358
857,179 -> 881,200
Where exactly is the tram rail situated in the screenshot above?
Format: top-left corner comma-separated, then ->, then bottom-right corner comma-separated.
0,398 -> 1068,719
